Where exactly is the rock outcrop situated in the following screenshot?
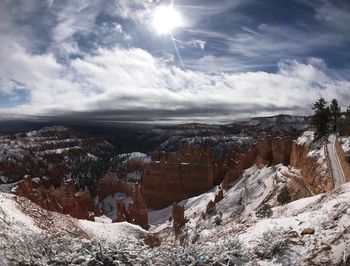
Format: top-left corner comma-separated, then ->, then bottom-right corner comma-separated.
142,136 -> 295,209
97,172 -> 136,200
0,126 -> 113,188
172,203 -> 186,235
290,132 -> 332,193
206,200 -> 217,215
334,138 -> 350,182
112,185 -> 149,230
127,185 -> 149,230
141,142 -> 214,209
13,176 -> 97,220
223,137 -> 294,187
214,189 -> 224,203
115,201 -> 129,222
98,172 -> 149,229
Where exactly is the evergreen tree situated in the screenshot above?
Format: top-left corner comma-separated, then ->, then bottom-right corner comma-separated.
329,99 -> 341,132
340,106 -> 350,135
311,97 -> 330,137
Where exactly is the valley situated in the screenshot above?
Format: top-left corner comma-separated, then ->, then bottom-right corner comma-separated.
0,115 -> 349,265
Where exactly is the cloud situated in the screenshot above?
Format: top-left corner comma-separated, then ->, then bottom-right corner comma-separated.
1,0 -> 350,123
1,44 -> 350,122
188,39 -> 206,50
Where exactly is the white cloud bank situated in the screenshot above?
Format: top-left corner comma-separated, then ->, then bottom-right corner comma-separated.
0,42 -> 350,122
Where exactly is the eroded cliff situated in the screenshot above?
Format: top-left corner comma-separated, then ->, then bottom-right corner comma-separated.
142,136 -> 295,209
335,138 -> 350,182
290,132 -> 332,193
13,175 -> 98,220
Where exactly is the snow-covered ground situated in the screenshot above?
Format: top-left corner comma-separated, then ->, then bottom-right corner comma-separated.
149,165 -> 350,265
1,165 -> 350,265
340,136 -> 350,154
296,130 -> 314,145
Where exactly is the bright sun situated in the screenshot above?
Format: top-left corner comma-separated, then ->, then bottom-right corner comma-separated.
152,5 -> 183,35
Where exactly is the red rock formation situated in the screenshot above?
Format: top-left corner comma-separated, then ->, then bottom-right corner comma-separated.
172,203 -> 185,235
0,126 -> 112,188
127,185 -> 149,230
13,176 -> 97,220
290,140 -> 332,193
214,189 -> 224,203
98,172 -> 149,229
223,137 -> 294,188
142,137 -> 295,209
142,142 -> 214,209
115,200 -> 129,222
97,172 -> 136,200
334,138 -> 350,182
206,200 -> 217,215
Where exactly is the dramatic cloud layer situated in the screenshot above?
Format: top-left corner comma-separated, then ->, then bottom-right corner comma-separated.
0,0 -> 349,123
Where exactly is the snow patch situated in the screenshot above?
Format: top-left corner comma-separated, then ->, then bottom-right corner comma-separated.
296,131 -> 314,145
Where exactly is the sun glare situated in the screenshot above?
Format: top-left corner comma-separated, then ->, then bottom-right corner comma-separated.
152,5 -> 183,35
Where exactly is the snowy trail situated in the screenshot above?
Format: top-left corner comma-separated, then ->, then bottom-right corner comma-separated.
327,134 -> 346,187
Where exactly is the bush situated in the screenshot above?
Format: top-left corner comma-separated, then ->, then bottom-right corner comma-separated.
277,186 -> 291,205
143,234 -> 161,248
256,204 -> 273,218
255,229 -> 288,259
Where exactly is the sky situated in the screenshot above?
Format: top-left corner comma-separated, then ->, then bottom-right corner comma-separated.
0,0 -> 350,123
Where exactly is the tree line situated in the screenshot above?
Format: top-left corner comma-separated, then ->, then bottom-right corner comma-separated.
312,97 -> 350,137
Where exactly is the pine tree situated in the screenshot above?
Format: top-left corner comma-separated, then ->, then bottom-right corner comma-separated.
340,106 -> 350,135
346,106 -> 350,120
329,99 -> 341,132
311,97 -> 330,137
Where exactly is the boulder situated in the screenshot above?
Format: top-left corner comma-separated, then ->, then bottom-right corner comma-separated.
206,200 -> 217,215
301,228 -> 315,235
214,189 -> 224,203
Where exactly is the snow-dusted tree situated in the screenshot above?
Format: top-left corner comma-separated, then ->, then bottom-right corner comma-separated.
256,204 -> 273,218
312,97 -> 330,137
330,98 -> 341,132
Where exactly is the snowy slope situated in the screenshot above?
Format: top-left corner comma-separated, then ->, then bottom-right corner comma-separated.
148,165 -> 350,265
0,192 -> 147,265
1,169 -> 350,265
340,136 -> 350,154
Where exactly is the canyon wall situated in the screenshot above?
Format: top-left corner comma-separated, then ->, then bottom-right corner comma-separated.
97,172 -> 136,200
223,137 -> 294,187
141,142 -> 214,209
143,137 -> 295,209
97,172 -> 149,229
290,140 -> 332,194
334,138 -> 350,182
13,176 -> 98,220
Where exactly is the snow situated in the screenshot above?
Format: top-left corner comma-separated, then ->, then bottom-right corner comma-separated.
94,215 -> 112,223
0,182 -> 19,193
148,205 -> 173,225
116,152 -> 151,165
218,165 -> 281,219
79,220 -> 147,243
0,176 -> 7,183
308,144 -> 327,168
296,130 -> 315,145
101,193 -> 133,219
0,192 -> 41,233
126,170 -> 142,180
1,169 -> 350,265
340,136 -> 350,153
